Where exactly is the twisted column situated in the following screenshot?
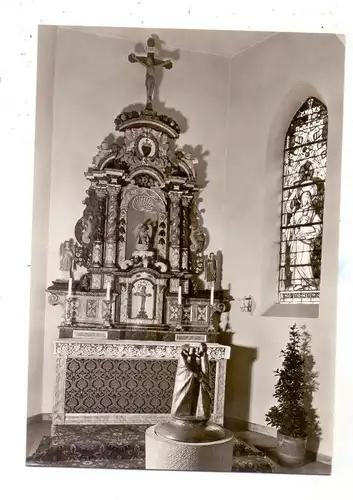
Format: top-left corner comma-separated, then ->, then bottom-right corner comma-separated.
168,191 -> 182,272
181,195 -> 192,271
104,185 -> 121,267
91,187 -> 107,268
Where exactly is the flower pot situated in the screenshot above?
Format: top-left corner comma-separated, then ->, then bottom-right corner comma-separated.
276,431 -> 306,467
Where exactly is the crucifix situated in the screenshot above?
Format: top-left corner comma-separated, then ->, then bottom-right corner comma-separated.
134,284 -> 152,319
128,37 -> 173,110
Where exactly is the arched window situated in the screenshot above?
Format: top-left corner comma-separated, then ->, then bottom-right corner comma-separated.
278,97 -> 328,304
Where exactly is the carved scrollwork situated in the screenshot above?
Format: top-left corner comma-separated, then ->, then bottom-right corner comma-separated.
54,340 -> 230,361
48,293 -> 60,306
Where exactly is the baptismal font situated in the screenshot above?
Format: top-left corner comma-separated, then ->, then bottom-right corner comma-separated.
146,343 -> 235,471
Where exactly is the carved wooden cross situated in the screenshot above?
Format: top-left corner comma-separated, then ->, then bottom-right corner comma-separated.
128,37 -> 173,109
134,284 -> 152,319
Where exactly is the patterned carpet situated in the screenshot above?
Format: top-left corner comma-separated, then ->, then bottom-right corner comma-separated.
26,425 -> 275,473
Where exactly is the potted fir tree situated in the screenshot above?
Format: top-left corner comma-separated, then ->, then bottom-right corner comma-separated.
265,324 -> 319,467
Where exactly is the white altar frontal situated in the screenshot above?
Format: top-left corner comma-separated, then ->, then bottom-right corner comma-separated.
47,36 -> 233,436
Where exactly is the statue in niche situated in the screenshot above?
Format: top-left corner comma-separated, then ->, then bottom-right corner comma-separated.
172,343 -> 212,420
59,239 -> 75,277
205,252 -> 217,288
134,220 -> 153,250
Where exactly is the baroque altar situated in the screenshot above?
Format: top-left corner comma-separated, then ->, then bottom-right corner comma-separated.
48,37 -> 232,434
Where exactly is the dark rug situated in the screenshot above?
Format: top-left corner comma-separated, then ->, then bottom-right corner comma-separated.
26,425 -> 275,473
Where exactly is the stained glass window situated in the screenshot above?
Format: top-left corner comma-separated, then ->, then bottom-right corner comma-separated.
278,97 -> 328,304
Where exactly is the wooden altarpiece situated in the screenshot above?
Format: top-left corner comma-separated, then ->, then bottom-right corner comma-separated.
47,38 -> 231,434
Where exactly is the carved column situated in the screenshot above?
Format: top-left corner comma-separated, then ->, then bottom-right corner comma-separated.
181,195 -> 193,271
104,185 -> 121,267
91,187 -> 107,268
168,191 -> 182,272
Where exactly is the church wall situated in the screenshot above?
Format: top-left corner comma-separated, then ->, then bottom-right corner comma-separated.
223,33 -> 344,458
41,28 -> 229,412
27,26 -> 57,417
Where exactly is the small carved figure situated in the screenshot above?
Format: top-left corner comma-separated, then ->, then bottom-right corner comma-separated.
134,220 -> 153,249
175,150 -> 198,178
205,252 -> 217,284
82,215 -> 93,245
190,226 -> 205,253
59,239 -> 75,276
172,343 -> 212,420
121,258 -> 134,270
132,255 -> 142,268
92,141 -> 111,167
79,273 -> 90,291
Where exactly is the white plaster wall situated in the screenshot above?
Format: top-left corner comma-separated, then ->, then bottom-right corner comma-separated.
223,33 -> 344,458
41,28 -> 229,412
27,26 -> 57,417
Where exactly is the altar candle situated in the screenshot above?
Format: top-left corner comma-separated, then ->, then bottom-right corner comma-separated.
178,285 -> 182,305
68,277 -> 72,298
106,282 -> 111,300
210,282 -> 215,306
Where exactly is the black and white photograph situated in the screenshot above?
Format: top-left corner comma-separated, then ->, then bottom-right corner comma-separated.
23,24 -> 345,477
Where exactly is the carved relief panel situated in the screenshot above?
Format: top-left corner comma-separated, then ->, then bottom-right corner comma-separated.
130,279 -> 155,320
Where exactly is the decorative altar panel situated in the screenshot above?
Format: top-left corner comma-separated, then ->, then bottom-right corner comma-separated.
51,340 -> 230,434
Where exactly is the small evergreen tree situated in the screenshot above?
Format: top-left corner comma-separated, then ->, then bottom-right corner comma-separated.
301,325 -> 322,440
266,324 -> 307,437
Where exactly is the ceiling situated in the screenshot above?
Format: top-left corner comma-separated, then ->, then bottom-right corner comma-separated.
60,26 -> 277,58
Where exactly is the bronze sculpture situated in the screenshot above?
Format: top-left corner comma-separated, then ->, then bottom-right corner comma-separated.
172,343 -> 212,419
155,343 -> 225,443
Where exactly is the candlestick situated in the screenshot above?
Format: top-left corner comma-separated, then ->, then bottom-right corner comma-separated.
68,277 -> 72,298
178,285 -> 182,305
210,282 -> 214,306
106,282 -> 111,300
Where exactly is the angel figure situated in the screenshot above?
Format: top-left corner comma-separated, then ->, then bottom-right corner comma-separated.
205,253 -> 217,289
60,239 -> 75,277
134,220 -> 153,249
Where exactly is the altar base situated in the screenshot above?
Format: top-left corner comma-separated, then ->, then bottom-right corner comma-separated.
145,425 -> 235,471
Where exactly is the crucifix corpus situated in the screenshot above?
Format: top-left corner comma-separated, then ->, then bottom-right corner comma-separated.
128,37 -> 173,110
